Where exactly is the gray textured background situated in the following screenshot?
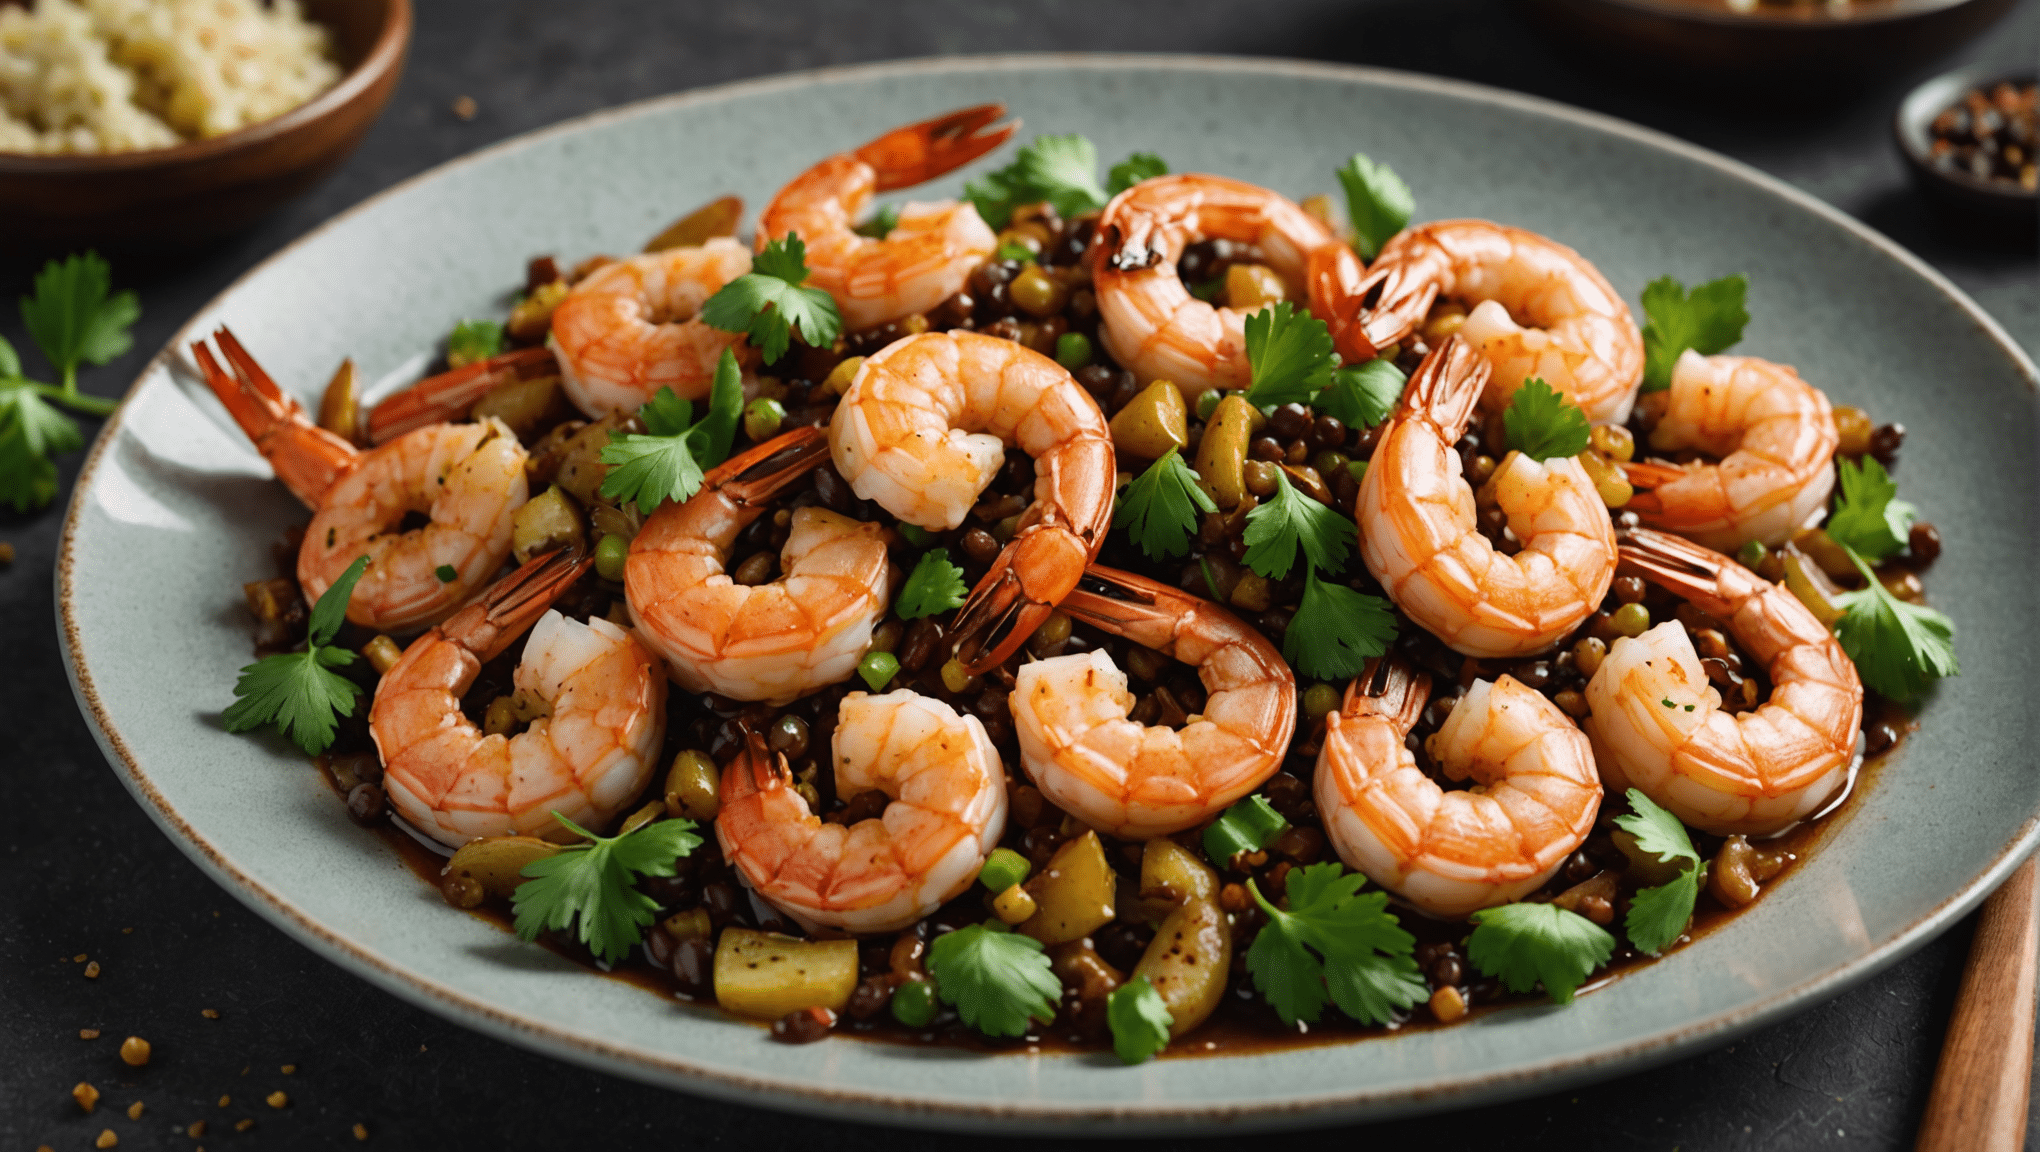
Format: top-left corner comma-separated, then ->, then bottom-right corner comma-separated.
4,1 -> 2037,1148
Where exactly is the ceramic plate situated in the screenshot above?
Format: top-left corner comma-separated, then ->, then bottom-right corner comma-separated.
57,55 -> 2040,1133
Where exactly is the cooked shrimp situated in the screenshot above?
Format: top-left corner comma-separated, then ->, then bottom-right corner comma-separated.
1358,220 -> 1644,423
1620,350 -> 1839,551
756,104 -> 1015,331
1584,528 -> 1861,837
626,427 -> 891,704
829,330 -> 1112,673
1357,337 -> 1616,658
550,240 -> 756,415
373,550 -> 667,848
716,690 -> 1007,934
1092,173 -> 1353,399
193,328 -> 527,633
1008,566 -> 1295,840
1316,658 -> 1601,918
366,346 -> 557,445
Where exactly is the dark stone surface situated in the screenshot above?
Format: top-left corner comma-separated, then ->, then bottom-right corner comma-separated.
2,2 -> 2034,1148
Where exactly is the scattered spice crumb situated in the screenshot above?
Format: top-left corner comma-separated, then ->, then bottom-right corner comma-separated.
235,1118 -> 255,1133
38,1144 -> 53,1152
266,1091 -> 288,1109
187,1120 -> 206,1137
353,1122 -> 369,1141
281,1064 -> 296,1075
119,1036 -> 150,1066
217,1095 -> 230,1108
80,1028 -> 100,1039
96,1129 -> 117,1149
0,542 -> 14,564
74,953 -> 88,963
201,1009 -> 219,1019
452,95 -> 477,120
84,960 -> 102,978
417,1044 -> 427,1053
121,927 -> 132,934
73,1081 -> 100,1112
126,1101 -> 143,1120
240,1065 -> 250,1076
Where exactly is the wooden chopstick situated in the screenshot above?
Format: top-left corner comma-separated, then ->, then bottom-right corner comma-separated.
1915,857 -> 2039,1152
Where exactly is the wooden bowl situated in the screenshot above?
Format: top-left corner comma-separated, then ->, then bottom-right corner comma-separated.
0,0 -> 411,256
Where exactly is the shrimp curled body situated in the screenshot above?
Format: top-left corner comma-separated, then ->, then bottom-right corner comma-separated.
550,240 -> 755,414
1585,529 -> 1862,837
717,690 -> 1008,934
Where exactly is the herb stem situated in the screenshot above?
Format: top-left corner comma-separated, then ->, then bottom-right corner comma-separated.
32,381 -> 116,417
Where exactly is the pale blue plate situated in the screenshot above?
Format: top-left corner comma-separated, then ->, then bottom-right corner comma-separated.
57,55 -> 2040,1133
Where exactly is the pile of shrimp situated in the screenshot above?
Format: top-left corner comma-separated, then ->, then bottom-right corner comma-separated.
211,103 -> 1934,1053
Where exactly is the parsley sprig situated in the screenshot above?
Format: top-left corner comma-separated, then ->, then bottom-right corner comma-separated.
1106,152 -> 1169,196
1826,457 -> 1917,562
1107,975 -> 1174,1064
598,349 -> 745,512
965,133 -> 1169,229
1466,901 -> 1615,1004
1242,302 -> 1337,408
1502,378 -> 1592,462
1336,152 -> 1414,261
700,234 -> 843,364
1284,569 -> 1398,681
1,252 -> 140,510
511,811 -> 702,964
1315,359 -> 1406,430
220,555 -> 370,755
1833,542 -> 1958,700
1244,863 -> 1428,1026
1639,274 -> 1748,392
1612,790 -> 1702,955
926,921 -> 1060,1037
1243,469 -> 1357,581
1114,446 -> 1216,562
0,364 -> 83,513
895,548 -> 969,620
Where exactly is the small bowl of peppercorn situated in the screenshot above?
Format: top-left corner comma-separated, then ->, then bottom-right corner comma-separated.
1894,63 -> 2037,244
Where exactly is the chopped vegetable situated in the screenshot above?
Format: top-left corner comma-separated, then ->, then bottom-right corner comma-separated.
925,921 -> 1060,1037
1465,901 -> 1614,1004
1502,378 -> 1592,462
1114,446 -> 1217,561
445,320 -> 504,368
1283,568 -> 1397,681
510,810 -> 701,964
857,650 -> 899,692
700,233 -> 843,364
1833,544 -> 1958,700
434,564 -> 457,583
1107,976 -> 1174,1064
598,349 -> 745,512
18,251 -> 133,417
1242,468 -> 1356,581
979,847 -> 1032,893
1202,794 -> 1290,864
220,555 -> 369,755
1106,152 -> 1169,196
1639,274 -> 1748,392
1335,153 -> 1413,261
1244,863 -> 1427,1026
1612,789 -> 1702,955
1242,302 -> 1337,408
1315,359 -> 1406,430
1826,456 -> 1917,562
895,548 -> 969,620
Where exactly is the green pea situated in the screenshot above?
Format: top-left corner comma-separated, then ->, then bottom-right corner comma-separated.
891,977 -> 938,1027
1054,331 -> 1093,371
1346,459 -> 1369,483
743,397 -> 786,443
1611,601 -> 1651,638
979,847 -> 1032,892
1302,682 -> 1340,722
594,533 -> 629,581
898,523 -> 936,548
1313,449 -> 1349,477
858,650 -> 900,692
1195,389 -> 1224,421
1737,540 -> 1768,570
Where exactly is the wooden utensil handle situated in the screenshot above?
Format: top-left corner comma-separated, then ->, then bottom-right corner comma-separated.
1916,857 -> 2039,1152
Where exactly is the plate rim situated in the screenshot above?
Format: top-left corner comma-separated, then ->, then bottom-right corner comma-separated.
54,51 -> 2040,1131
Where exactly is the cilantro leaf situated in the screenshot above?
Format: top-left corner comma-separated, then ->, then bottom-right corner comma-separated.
446,319 -> 504,368
1639,275 -> 1748,392
700,234 -> 843,364
965,134 -> 1111,229
0,419 -> 58,512
1242,468 -> 1356,581
598,350 -> 746,513
853,202 -> 900,239
1283,568 -> 1397,681
1833,545 -> 1957,700
1202,794 -> 1290,865
1243,302 -> 1337,408
1466,902 -> 1614,1004
511,811 -> 702,964
895,548 -> 969,620
687,346 -> 745,464
1245,863 -> 1427,1026
1106,152 -> 1169,196
0,333 -> 19,378
926,921 -> 1060,1037
1114,446 -> 1217,561
1316,359 -> 1406,429
1826,456 -> 1917,562
1612,789 -> 1702,955
1335,153 -> 1414,261
1502,378 -> 1591,462
637,386 -> 693,437
219,555 -> 369,755
0,380 -> 84,512
22,251 -> 139,387
1107,975 -> 1174,1064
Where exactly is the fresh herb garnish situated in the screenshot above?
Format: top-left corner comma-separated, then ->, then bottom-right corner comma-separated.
1315,359 -> 1406,430
1114,446 -> 1217,561
445,319 -> 504,368
1107,976 -> 1174,1064
220,554 -> 370,756
700,233 -> 843,364
995,241 -> 1037,263
18,252 -> 133,417
1612,789 -> 1702,955
1242,302 -> 1337,409
598,348 -> 745,512
0,368 -> 83,512
1639,274 -> 1748,393
1203,794 -> 1290,865
1335,153 -> 1413,261
1243,469 -> 1357,581
1283,568 -> 1397,681
1106,152 -> 1169,196
1832,543 -> 1958,700
510,811 -> 702,964
1465,901 -> 1615,1005
1502,378 -> 1592,462
1826,456 -> 1917,562
853,202 -> 900,239
895,548 -> 969,620
965,133 -> 1168,228
925,921 -> 1061,1037
1244,863 -> 1427,1026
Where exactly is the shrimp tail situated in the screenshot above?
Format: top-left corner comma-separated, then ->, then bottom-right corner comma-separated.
1397,335 -> 1490,438
435,546 -> 595,662
1615,527 -> 1750,618
191,326 -> 359,508
853,103 -> 1018,192
367,346 -> 557,444
700,424 -> 832,505
1616,461 -> 1688,516
1339,656 -> 1430,734
720,726 -> 793,809
1308,243 -> 1425,364
950,523 -> 1097,676
1053,565 -> 1192,653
